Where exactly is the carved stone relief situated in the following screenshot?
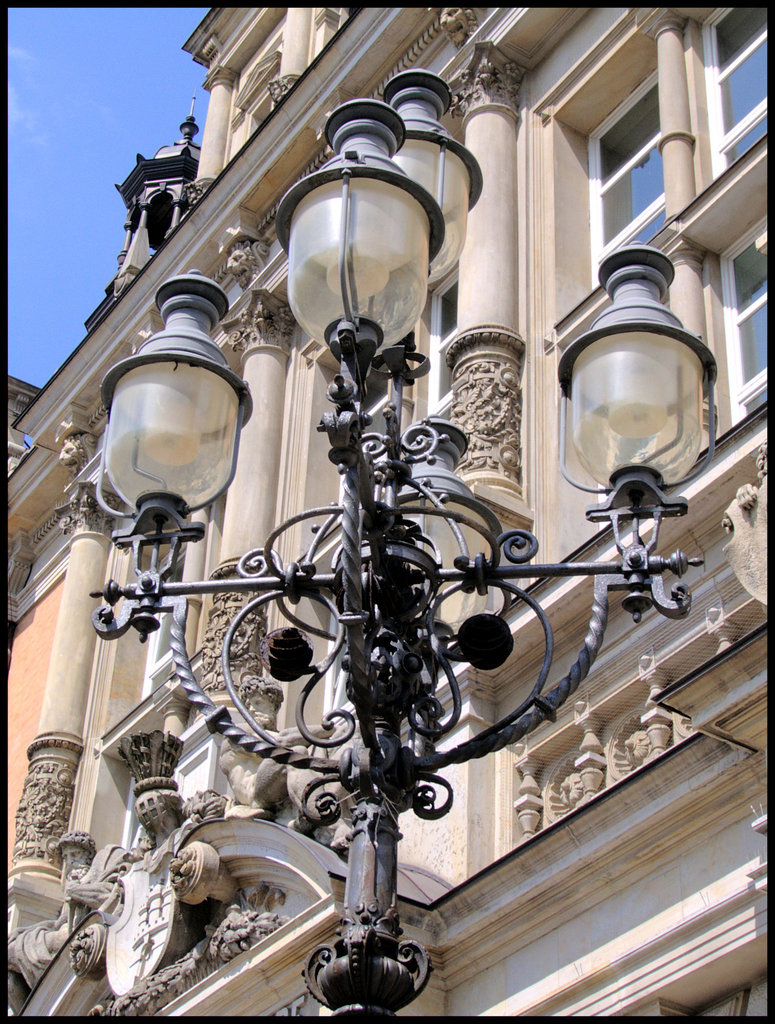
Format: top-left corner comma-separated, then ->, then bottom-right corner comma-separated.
57,481 -> 115,537
222,288 -> 295,356
447,328 -> 525,487
450,42 -> 522,120
722,441 -> 767,605
200,560 -> 265,693
13,736 -> 83,869
439,8 -> 478,48
58,432 -> 97,477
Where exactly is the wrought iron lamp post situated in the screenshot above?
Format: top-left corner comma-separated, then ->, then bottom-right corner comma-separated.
92,72 -> 717,1016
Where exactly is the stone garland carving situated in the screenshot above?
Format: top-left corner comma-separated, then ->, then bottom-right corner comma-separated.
722,440 -> 767,605
448,330 -> 525,486
13,737 -> 84,868
450,44 -> 522,120
89,900 -> 289,1017
439,8 -> 478,48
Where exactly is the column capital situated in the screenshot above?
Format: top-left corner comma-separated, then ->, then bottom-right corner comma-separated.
450,42 -> 523,123
222,287 -> 295,361
639,8 -> 688,41
203,64 -> 238,92
668,235 -> 707,270
56,481 -> 114,538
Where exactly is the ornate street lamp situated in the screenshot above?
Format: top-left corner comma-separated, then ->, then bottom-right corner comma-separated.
92,81 -> 716,1016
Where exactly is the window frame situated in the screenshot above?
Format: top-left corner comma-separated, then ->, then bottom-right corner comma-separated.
721,222 -> 768,422
589,72 -> 665,272
428,271 -> 459,417
703,8 -> 768,177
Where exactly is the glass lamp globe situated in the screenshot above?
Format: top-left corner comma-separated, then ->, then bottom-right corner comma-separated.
276,99 -> 444,348
559,247 -> 717,489
101,272 -> 252,514
383,69 -> 482,282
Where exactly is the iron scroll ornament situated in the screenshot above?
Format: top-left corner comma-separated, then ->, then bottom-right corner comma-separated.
92,333 -> 703,1015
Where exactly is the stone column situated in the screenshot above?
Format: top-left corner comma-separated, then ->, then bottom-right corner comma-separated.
197,66 -> 237,183
669,238 -> 707,339
449,44 -> 527,513
199,289 -> 295,693
11,481 -> 113,880
651,12 -> 696,218
269,7 -> 312,104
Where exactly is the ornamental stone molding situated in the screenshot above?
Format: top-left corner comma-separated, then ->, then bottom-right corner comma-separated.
57,481 -> 115,537
222,288 -> 295,359
13,735 -> 84,871
439,7 -> 479,48
70,922 -> 109,978
8,530 -> 35,595
450,42 -> 522,123
722,441 -> 767,605
447,327 -> 525,487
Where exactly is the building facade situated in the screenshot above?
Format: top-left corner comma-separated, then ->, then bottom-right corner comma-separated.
8,7 -> 766,1016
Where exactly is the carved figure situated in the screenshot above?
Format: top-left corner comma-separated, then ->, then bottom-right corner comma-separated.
440,8 -> 478,48
8,835 -> 136,1013
219,674 -> 352,851
722,441 -> 767,605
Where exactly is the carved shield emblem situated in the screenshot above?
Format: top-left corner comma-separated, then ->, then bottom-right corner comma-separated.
106,853 -> 184,996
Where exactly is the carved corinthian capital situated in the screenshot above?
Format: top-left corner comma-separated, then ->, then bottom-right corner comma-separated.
222,288 -> 295,360
447,327 -> 525,488
57,481 -> 114,537
450,42 -> 522,121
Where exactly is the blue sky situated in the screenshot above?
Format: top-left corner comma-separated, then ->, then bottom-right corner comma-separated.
8,7 -> 211,388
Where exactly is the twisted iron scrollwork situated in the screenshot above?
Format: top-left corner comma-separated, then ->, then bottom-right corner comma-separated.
92,328 -> 704,1015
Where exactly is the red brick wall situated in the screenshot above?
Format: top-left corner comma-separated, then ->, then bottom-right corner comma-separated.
8,580 -> 64,869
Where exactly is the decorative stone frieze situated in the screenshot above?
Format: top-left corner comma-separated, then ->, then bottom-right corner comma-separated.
447,327 -> 525,487
439,8 -> 478,48
200,560 -> 265,692
450,42 -> 522,122
13,736 -> 84,870
57,481 -> 114,537
722,441 -> 767,605
222,288 -> 295,357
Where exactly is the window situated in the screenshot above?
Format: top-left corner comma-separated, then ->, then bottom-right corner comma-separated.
590,76 -> 665,265
722,226 -> 767,420
705,8 -> 767,175
142,551 -> 184,697
428,275 -> 458,416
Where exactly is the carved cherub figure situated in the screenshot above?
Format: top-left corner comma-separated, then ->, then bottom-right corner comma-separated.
218,675 -> 352,851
